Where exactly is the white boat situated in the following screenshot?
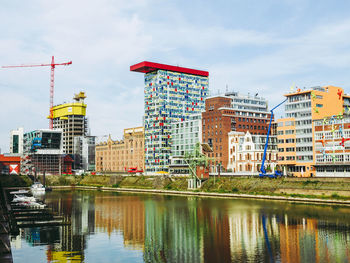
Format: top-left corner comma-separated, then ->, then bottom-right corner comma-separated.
12,194 -> 36,203
16,201 -> 46,209
30,182 -> 46,193
10,189 -> 29,195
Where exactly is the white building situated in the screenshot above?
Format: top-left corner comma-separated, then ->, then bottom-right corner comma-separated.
10,127 -> 24,155
228,131 -> 278,174
73,136 -> 96,171
169,114 -> 202,176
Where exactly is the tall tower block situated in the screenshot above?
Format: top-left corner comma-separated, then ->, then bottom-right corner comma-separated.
131,61 -> 209,174
52,92 -> 88,154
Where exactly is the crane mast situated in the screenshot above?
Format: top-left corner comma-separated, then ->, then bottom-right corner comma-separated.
2,56 -> 72,129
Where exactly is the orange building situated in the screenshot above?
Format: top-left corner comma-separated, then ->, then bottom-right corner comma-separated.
277,86 -> 347,177
95,127 -> 144,173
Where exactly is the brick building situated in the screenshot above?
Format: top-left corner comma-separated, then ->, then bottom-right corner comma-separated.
202,93 -> 271,171
95,127 -> 144,173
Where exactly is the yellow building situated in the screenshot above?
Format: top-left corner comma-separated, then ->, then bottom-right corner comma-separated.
95,127 -> 144,172
277,86 -> 346,177
51,92 -> 88,154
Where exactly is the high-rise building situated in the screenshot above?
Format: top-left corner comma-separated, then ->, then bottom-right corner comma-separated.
276,86 -> 345,177
73,136 -> 96,171
202,92 -> 271,171
131,61 -> 209,174
10,127 -> 24,155
52,92 -> 88,155
95,127 -> 144,172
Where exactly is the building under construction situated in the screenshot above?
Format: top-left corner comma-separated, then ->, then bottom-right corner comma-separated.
20,129 -> 73,175
51,92 -> 88,155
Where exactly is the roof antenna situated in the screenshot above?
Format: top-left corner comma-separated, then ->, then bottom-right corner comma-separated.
226,84 -> 228,93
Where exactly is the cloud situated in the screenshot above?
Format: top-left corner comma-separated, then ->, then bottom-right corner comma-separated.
1,0 -> 350,152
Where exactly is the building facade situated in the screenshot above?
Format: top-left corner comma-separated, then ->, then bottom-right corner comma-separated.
276,86 -> 345,177
21,129 -> 70,175
52,92 -> 88,154
227,131 -> 278,174
202,93 -> 271,171
169,114 -> 202,176
313,115 -> 350,177
131,61 -> 209,174
95,127 -> 144,172
10,127 -> 24,155
73,136 -> 96,171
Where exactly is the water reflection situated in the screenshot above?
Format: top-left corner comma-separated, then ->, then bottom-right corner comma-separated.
11,191 -> 350,263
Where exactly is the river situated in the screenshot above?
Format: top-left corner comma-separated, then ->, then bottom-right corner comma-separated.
10,190 -> 350,262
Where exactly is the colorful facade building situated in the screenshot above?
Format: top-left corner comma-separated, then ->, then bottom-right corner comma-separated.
313,115 -> 350,176
95,127 -> 144,172
227,131 -> 278,174
276,85 -> 346,177
130,61 -> 209,174
52,92 -> 88,154
202,93 -> 271,171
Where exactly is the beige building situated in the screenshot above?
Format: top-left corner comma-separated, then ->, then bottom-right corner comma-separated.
95,127 -> 144,172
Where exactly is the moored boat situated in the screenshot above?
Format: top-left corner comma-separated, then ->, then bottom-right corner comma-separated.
30,182 -> 46,193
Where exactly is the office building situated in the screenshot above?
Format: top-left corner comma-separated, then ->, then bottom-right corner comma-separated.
95,127 -> 144,172
276,86 -> 345,177
10,127 -> 24,155
313,115 -> 350,177
21,129 -> 73,175
169,114 -> 202,176
73,136 -> 96,171
131,61 -> 209,174
202,92 -> 271,170
52,92 -> 88,154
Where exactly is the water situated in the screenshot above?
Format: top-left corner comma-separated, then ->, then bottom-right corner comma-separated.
11,190 -> 350,262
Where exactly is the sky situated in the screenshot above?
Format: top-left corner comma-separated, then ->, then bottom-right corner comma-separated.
1,0 -> 350,152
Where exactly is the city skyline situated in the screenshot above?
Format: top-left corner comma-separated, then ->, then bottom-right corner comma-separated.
1,0 -> 350,152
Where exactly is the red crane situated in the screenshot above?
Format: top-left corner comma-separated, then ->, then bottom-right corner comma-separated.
2,56 -> 72,129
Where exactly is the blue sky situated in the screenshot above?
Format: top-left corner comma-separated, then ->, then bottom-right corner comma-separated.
1,0 -> 350,152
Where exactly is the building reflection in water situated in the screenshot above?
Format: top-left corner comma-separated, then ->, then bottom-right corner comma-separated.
13,191 -> 350,263
44,191 -> 96,262
94,194 -> 145,250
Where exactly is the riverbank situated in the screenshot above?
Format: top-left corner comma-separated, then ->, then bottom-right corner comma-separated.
3,174 -> 350,204
50,185 -> 350,206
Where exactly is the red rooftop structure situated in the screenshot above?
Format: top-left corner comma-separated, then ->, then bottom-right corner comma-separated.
130,61 -> 209,77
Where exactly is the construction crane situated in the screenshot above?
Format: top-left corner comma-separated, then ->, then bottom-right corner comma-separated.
259,98 -> 288,178
2,56 -> 72,129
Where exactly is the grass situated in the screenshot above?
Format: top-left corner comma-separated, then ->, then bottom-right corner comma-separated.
5,174 -> 349,201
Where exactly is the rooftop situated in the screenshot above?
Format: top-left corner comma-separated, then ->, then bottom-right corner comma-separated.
130,61 -> 209,77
